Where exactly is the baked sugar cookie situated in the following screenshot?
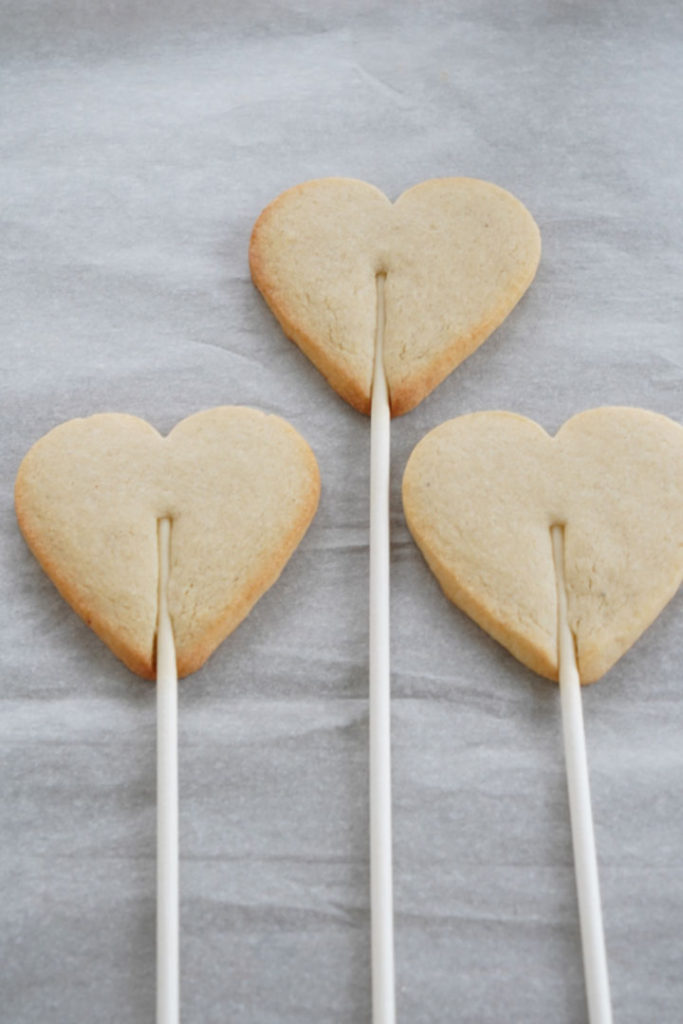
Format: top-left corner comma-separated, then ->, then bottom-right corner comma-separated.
250,177 -> 540,416
403,407 -> 683,682
15,407 -> 320,679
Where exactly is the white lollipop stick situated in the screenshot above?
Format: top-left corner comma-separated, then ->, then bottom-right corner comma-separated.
369,274 -> 395,1024
551,525 -> 612,1024
156,518 -> 179,1024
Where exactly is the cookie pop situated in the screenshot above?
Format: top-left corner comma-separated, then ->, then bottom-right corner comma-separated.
403,406 -> 683,1024
15,407 -> 320,1024
250,179 -> 540,1023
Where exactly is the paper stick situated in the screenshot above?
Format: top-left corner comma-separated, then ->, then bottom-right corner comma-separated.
551,525 -> 612,1024
156,518 -> 179,1024
369,274 -> 395,1024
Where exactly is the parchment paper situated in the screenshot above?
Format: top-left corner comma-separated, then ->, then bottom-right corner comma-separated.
2,2 -> 683,1021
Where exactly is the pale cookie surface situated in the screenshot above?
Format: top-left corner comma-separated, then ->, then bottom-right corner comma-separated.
250,177 -> 540,417
403,407 -> 683,683
15,407 -> 320,679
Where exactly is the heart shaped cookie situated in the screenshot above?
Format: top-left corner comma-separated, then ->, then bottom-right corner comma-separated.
250,177 -> 540,417
403,408 -> 683,683
15,407 -> 320,679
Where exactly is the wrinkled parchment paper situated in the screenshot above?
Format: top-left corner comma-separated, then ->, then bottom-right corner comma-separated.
2,2 -> 683,1021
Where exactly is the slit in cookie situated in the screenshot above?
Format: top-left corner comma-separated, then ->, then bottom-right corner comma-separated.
550,522 -> 580,672
154,517 -> 175,675
372,272 -> 388,406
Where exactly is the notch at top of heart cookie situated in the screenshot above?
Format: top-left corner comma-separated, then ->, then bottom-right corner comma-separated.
250,177 -> 541,417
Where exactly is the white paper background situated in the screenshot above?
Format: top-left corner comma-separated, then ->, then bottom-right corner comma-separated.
2,2 -> 683,1021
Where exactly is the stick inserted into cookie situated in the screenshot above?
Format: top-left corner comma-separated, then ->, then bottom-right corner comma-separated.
156,518 -> 179,1024
369,274 -> 395,1024
15,407 -> 321,1024
403,407 -> 683,1019
552,525 -> 612,1024
250,177 -> 540,1024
